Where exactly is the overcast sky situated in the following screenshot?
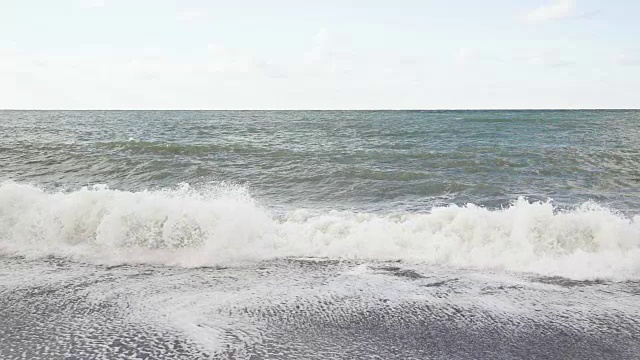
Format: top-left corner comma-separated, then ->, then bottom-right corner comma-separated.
1,0 -> 639,109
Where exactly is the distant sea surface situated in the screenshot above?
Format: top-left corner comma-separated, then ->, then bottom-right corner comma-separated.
1,110 -> 639,359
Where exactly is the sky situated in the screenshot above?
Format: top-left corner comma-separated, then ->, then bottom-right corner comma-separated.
0,0 -> 639,109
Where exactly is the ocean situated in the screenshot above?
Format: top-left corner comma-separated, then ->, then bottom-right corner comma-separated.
1,110 -> 639,359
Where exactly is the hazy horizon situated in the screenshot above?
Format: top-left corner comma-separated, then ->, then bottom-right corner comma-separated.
2,108 -> 640,111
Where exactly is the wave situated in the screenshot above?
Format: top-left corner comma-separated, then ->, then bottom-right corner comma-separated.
96,139 -> 287,157
0,181 -> 638,279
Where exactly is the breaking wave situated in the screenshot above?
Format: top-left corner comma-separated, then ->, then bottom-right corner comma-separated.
1,181 -> 638,279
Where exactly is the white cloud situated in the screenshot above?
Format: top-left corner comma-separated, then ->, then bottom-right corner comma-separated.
455,47 -> 475,65
1,30 -> 635,110
526,49 -> 575,67
612,53 -> 640,66
203,43 -> 286,78
525,0 -> 576,23
206,43 -> 257,74
79,0 -> 107,8
512,49 -> 575,67
303,28 -> 333,65
302,28 -> 356,76
177,8 -> 208,23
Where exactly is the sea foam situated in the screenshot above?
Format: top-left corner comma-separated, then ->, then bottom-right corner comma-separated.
1,181 -> 638,279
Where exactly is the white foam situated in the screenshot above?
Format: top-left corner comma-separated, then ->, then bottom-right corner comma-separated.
1,181 -> 639,279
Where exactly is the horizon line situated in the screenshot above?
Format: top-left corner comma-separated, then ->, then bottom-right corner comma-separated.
2,108 -> 640,111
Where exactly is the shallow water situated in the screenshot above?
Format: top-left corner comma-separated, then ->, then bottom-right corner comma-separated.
2,256 -> 639,359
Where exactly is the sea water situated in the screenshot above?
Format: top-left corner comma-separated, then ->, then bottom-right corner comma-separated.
1,110 -> 639,359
